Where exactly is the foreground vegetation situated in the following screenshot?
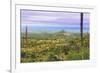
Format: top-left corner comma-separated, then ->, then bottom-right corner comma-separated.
21,31 -> 89,63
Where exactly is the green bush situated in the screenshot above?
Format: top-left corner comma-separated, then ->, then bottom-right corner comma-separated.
67,48 -> 89,60
67,50 -> 82,60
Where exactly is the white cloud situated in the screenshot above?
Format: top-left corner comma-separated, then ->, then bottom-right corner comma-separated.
27,15 -> 59,21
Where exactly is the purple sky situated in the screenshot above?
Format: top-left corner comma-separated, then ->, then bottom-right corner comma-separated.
21,9 -> 90,32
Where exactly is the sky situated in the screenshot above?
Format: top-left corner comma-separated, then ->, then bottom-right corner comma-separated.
21,9 -> 90,33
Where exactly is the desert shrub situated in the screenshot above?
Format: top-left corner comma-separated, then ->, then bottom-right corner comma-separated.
21,58 -> 33,63
67,48 -> 89,60
80,47 -> 89,59
21,32 -> 89,62
47,54 -> 61,61
67,50 -> 82,60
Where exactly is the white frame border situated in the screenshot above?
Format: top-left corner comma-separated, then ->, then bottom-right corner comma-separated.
11,3 -> 96,73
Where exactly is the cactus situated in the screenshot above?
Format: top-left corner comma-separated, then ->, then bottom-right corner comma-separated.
80,13 -> 84,59
25,26 -> 28,48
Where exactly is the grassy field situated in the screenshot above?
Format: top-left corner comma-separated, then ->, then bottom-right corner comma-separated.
21,30 -> 89,63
